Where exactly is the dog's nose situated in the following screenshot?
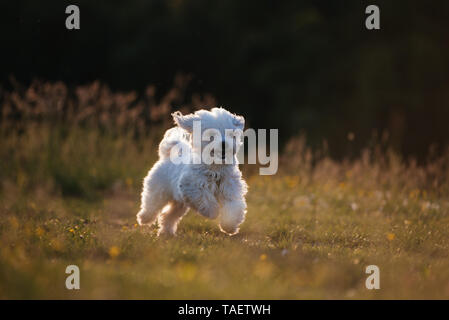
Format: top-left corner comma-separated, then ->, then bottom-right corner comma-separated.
221,141 -> 226,159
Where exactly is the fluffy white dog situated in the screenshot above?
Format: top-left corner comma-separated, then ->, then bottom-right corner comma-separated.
137,107 -> 248,236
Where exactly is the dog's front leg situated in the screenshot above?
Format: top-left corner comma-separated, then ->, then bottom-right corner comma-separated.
218,175 -> 248,235
219,198 -> 246,235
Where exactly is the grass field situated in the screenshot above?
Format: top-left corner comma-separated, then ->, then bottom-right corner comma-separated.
1,123 -> 449,299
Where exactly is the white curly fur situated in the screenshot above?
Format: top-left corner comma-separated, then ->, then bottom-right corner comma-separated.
137,107 -> 248,236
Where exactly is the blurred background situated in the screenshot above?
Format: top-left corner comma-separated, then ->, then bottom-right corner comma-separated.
1,1 -> 449,299
1,0 -> 449,159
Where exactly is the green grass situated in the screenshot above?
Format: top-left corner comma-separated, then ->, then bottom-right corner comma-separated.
1,126 -> 449,299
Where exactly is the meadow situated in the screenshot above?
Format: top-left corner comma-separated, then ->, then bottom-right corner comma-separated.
1,81 -> 448,299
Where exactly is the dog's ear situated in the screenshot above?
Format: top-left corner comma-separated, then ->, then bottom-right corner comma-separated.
232,114 -> 245,130
172,111 -> 200,132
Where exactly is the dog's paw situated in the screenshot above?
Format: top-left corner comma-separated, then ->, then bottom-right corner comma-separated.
136,210 -> 153,225
219,223 -> 239,236
219,217 -> 241,235
157,227 -> 177,238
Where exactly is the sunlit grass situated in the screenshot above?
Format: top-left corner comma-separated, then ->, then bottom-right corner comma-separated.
1,123 -> 448,299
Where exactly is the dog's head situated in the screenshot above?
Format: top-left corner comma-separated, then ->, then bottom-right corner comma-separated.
172,107 -> 245,162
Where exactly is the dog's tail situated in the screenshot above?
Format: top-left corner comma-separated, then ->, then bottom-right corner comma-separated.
158,127 -> 191,159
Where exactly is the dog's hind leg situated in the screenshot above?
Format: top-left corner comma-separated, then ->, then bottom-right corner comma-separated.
157,202 -> 188,236
137,184 -> 168,226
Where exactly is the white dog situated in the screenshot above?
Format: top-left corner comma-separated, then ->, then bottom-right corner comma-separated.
137,107 -> 248,236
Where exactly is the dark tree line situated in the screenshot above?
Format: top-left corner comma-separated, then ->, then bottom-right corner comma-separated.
1,0 -> 449,159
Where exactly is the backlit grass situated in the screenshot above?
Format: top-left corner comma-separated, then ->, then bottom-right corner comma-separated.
1,125 -> 448,299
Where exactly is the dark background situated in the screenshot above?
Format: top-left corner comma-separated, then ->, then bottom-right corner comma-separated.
2,0 -> 449,159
